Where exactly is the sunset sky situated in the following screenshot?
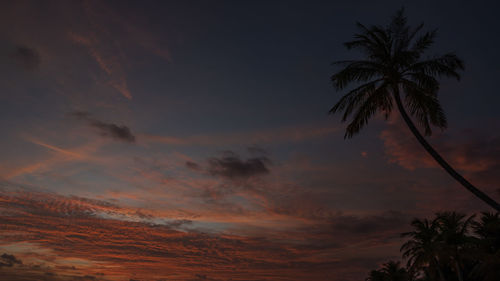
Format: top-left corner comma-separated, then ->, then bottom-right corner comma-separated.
1,1 -> 500,280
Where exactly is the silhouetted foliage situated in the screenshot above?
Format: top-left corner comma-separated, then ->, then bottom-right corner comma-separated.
367,261 -> 414,281
367,211 -> 500,281
329,8 -> 499,211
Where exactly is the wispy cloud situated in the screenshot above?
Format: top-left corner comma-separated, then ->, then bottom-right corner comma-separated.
68,31 -> 132,100
71,111 -> 136,143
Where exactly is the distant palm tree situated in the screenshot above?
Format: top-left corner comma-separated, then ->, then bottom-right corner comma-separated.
329,8 -> 500,211
367,260 -> 413,281
435,212 -> 475,281
401,218 -> 446,281
471,212 -> 500,281
473,212 -> 500,254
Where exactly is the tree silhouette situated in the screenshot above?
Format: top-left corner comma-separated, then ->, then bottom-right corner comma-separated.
435,212 -> 476,281
329,8 -> 500,211
471,212 -> 500,281
370,212 -> 499,281
401,218 -> 446,281
366,261 -> 414,281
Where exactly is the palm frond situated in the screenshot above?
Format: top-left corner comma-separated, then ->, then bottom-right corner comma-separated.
344,23 -> 391,61
402,79 -> 447,135
411,29 -> 437,56
407,53 -> 464,80
344,82 -> 390,138
329,79 -> 383,117
331,62 -> 381,90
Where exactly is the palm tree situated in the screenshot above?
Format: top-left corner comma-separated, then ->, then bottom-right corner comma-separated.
435,212 -> 475,281
401,218 -> 446,281
329,8 -> 500,211
470,212 -> 500,281
473,212 -> 500,254
366,260 -> 413,281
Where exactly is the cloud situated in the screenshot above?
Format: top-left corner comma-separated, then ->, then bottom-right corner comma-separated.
0,187 -> 411,281
90,120 -> 135,143
185,161 -> 202,171
65,0 -> 170,100
207,151 -> 271,180
9,45 -> 41,71
71,111 -> 135,143
0,256 -> 107,281
0,253 -> 22,267
378,120 -> 500,208
380,120 -> 500,182
68,30 -> 132,99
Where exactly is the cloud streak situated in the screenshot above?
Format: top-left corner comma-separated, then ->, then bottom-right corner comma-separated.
71,111 -> 136,143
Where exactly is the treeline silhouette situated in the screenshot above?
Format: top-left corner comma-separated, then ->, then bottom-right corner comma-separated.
366,212 -> 500,281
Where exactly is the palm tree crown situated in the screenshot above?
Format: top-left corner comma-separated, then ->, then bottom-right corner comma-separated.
330,8 -> 463,138
401,218 -> 444,280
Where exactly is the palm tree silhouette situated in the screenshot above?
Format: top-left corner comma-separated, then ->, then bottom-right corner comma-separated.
473,212 -> 500,254
435,212 -> 475,281
401,218 -> 446,281
366,260 -> 413,281
329,8 -> 500,211
471,212 -> 500,281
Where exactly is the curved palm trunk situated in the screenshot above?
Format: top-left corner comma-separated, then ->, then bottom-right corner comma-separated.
393,89 -> 500,212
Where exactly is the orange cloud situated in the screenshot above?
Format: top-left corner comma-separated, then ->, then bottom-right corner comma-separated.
29,139 -> 85,159
379,119 -> 500,203
0,188 -> 406,281
380,119 -> 500,173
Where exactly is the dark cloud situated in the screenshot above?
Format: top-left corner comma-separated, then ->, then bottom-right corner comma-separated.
185,161 -> 202,171
9,45 -> 41,71
0,260 -> 107,281
90,120 -> 136,143
0,253 -> 22,267
207,151 -> 271,180
70,111 -> 136,143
